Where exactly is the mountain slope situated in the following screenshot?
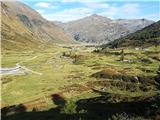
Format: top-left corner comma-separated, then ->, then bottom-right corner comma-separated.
1,1 -> 74,51
103,20 -> 160,48
57,14 -> 154,44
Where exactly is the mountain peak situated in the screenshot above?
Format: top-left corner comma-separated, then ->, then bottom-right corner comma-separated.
60,14 -> 154,44
87,14 -> 112,22
91,14 -> 99,17
90,14 -> 108,19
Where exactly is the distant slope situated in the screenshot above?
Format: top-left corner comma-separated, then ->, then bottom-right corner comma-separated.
1,1 -> 74,51
56,14 -> 154,44
102,20 -> 160,48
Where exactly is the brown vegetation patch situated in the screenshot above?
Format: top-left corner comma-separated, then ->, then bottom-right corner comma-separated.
1,76 -> 14,84
61,84 -> 90,93
91,68 -> 156,84
67,72 -> 85,80
86,80 -> 154,93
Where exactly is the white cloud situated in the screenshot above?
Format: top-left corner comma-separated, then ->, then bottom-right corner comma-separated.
43,7 -> 94,22
44,14 -> 86,22
85,2 -> 109,9
136,14 -> 160,21
98,4 -> 159,21
121,4 -> 140,14
42,3 -> 139,22
37,2 -> 158,22
61,0 -> 157,3
61,0 -> 106,3
35,2 -> 52,8
36,9 -> 45,14
99,4 -> 140,18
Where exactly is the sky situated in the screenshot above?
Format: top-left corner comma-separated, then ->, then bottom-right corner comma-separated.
20,0 -> 160,22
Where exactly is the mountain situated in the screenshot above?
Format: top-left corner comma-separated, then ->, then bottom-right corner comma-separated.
102,20 -> 160,48
56,14 -> 154,44
1,1 -> 74,51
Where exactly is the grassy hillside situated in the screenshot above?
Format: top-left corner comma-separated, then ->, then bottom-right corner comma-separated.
1,17 -> 40,51
1,2 -> 74,51
102,20 -> 160,48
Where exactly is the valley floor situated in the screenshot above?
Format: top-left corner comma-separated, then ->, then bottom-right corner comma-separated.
1,45 -> 160,120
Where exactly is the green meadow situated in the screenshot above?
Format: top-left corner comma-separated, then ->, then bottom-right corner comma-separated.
1,45 -> 160,120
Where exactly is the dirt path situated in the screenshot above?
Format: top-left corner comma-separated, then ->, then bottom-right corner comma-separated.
17,63 -> 43,75
0,63 -> 42,76
1,54 -> 43,75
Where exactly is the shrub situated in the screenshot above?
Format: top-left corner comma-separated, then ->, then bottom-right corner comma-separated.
61,100 -> 77,114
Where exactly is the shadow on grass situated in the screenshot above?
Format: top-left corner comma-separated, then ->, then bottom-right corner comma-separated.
2,92 -> 160,120
51,93 -> 66,107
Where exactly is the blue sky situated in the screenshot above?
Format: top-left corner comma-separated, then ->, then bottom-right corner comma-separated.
21,0 -> 160,22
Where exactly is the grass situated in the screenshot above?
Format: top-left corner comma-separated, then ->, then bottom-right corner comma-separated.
1,45 -> 160,119
1,46 -> 96,107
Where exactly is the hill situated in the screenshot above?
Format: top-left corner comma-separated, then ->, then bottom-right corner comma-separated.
1,1 -> 74,51
102,20 -> 160,48
56,14 -> 154,44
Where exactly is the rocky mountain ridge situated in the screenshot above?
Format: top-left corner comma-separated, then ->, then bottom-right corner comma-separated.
55,14 -> 154,44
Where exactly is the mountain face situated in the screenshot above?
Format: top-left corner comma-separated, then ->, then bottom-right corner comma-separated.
56,14 -> 154,44
1,2 -> 74,51
102,20 -> 160,48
